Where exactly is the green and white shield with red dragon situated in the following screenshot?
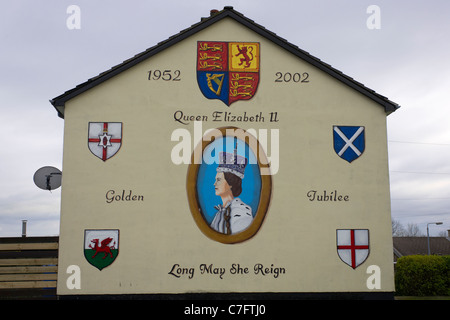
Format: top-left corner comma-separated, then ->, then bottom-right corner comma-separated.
84,229 -> 119,270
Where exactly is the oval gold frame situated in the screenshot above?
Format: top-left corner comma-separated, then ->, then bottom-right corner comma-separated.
186,126 -> 272,244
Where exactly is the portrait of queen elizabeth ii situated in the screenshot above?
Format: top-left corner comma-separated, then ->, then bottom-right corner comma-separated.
187,127 -> 271,244
210,151 -> 253,235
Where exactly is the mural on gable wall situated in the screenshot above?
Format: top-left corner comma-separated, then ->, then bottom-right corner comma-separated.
52,8 -> 399,296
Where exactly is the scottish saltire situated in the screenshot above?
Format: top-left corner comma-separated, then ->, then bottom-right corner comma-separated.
88,122 -> 122,161
197,41 -> 260,106
336,229 -> 369,269
84,229 -> 119,270
333,126 -> 365,163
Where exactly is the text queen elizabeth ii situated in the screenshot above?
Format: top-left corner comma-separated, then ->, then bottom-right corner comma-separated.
210,148 -> 253,235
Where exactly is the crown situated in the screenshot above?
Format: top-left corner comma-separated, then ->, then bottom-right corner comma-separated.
217,149 -> 248,179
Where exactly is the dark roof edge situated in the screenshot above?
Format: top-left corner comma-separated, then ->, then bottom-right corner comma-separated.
50,6 -> 399,118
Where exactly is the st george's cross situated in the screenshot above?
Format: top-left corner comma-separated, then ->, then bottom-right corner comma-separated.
336,229 -> 369,269
88,122 -> 122,161
333,126 -> 365,163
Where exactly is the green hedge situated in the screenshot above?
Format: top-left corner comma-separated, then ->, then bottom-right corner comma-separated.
395,255 -> 450,296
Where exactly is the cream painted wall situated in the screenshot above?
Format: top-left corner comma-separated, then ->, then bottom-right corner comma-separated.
57,18 -> 394,295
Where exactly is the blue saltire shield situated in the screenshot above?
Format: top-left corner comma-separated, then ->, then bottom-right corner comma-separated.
333,126 -> 365,163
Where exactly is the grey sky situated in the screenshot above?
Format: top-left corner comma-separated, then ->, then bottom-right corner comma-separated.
1,1 -> 449,236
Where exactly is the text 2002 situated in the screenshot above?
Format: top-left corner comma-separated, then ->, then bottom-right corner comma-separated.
275,72 -> 309,83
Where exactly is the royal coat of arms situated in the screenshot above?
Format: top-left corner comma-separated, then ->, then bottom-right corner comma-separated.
336,229 -> 369,269
197,41 -> 260,106
84,229 -> 119,270
88,122 -> 122,161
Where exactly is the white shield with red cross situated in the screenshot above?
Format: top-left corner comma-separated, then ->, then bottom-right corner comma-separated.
88,122 -> 122,161
336,229 -> 369,269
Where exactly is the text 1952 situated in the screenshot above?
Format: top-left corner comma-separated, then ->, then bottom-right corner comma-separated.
148,69 -> 181,81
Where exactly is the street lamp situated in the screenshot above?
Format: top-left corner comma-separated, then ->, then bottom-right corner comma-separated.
427,222 -> 443,255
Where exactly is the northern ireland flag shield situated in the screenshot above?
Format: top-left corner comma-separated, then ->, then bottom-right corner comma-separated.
197,41 -> 260,106
88,122 -> 122,161
84,229 -> 119,271
333,126 -> 365,163
336,229 -> 369,269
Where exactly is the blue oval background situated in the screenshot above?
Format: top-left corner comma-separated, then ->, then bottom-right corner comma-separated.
196,136 -> 262,224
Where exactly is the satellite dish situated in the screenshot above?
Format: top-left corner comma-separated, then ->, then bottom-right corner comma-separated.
33,166 -> 62,191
